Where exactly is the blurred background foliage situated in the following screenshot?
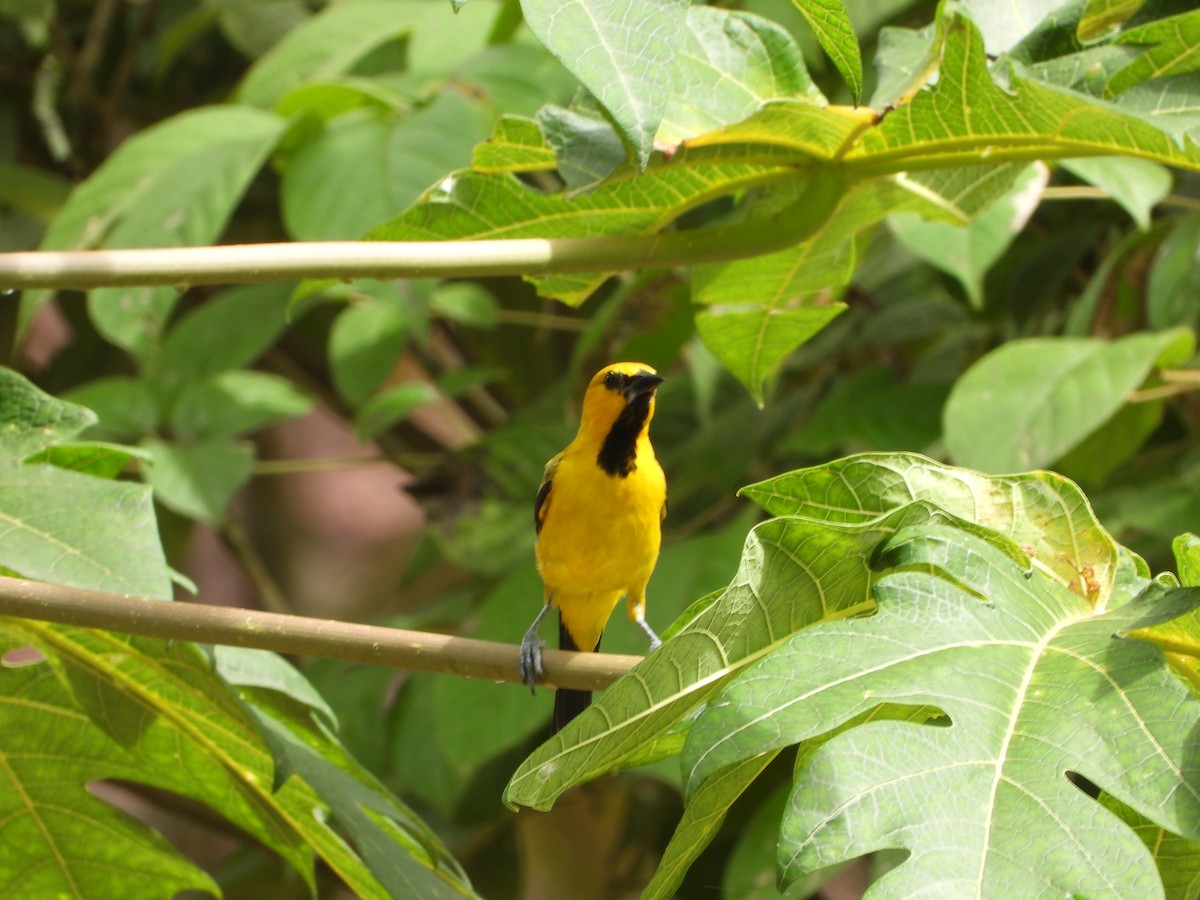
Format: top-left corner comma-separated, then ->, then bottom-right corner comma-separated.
2,0 -> 1199,897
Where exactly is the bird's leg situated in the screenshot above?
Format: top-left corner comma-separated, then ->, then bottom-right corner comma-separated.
520,601 -> 552,693
635,615 -> 662,652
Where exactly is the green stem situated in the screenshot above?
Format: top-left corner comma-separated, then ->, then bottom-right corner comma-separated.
0,171 -> 847,291
0,575 -> 638,692
1128,628 -> 1200,659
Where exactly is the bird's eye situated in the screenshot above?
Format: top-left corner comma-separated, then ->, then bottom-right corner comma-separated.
604,371 -> 622,390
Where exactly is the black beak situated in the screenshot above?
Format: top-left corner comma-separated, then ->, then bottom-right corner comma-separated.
626,372 -> 664,399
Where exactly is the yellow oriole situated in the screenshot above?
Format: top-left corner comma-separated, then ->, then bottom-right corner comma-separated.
520,362 -> 667,732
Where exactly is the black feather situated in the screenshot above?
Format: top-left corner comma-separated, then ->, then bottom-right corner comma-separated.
553,617 -> 601,733
596,391 -> 652,477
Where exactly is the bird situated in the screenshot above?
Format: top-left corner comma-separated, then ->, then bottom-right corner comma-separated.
519,362 -> 668,733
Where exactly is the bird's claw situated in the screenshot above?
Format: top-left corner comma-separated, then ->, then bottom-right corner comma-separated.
519,631 -> 546,694
647,635 -> 662,652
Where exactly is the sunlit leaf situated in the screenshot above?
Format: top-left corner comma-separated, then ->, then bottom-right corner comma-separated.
519,0 -> 686,168
684,525 -> 1200,897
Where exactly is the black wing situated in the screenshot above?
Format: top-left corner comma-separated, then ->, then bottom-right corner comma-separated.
534,455 -> 559,536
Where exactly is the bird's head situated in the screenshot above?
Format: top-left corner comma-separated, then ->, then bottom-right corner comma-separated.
578,362 -> 663,440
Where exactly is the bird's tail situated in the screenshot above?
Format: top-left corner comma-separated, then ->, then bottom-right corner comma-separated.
552,617 -> 599,733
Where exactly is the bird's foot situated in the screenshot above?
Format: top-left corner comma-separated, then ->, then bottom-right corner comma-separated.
519,630 -> 546,694
636,617 -> 662,653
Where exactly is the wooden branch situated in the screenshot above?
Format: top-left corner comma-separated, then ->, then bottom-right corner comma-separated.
0,575 -> 639,692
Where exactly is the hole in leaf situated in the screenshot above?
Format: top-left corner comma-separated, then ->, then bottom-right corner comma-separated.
2,646 -> 46,667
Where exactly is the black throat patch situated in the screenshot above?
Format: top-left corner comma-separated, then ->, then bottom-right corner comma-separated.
597,392 -> 652,477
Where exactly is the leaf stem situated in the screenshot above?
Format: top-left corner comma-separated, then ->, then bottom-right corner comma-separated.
0,171 -> 847,291
0,575 -> 637,691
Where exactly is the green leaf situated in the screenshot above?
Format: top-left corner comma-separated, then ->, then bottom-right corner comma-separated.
740,452 -> 1122,603
1147,212 -> 1200,329
354,382 -> 438,440
150,283 -> 292,405
1060,156 -> 1172,230
213,645 -> 339,746
142,437 -> 254,524
688,11 -> 1200,176
22,442 -> 144,480
62,376 -> 159,441
1110,9 -> 1200,96
692,177 -> 932,402
793,367 -> 949,454
0,160 -> 69,223
943,328 -> 1195,472
1077,0 -> 1145,43
505,499 -> 1006,810
429,282 -> 500,328
0,463 -> 171,596
0,369 -> 169,597
1176,533 -> 1200,587
471,115 -> 557,173
31,106 -> 285,360
0,622 -> 475,899
329,300 -> 410,406
869,22 -> 940,109
213,0 -> 310,58
536,102 -> 629,191
364,158 -> 796,305
0,367 -> 95,462
519,0 -> 686,168
282,92 -> 490,240
790,0 -> 863,100
1114,72 -> 1200,138
236,0 -> 451,108
276,77 -> 405,123
1098,792 -> 1200,900
657,5 -> 824,146
889,163 -> 1048,309
0,633 -> 222,898
169,371 -> 313,440
683,526 -> 1200,897
1055,397 -> 1164,486
960,0 -> 1070,55
455,41 -> 580,118
695,304 -> 844,406
247,693 -> 474,899
722,782 -> 847,900
642,752 -> 779,900
1028,43 -> 1141,96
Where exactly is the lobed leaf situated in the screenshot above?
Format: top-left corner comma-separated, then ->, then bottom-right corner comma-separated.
504,497 -> 1021,811
0,622 -> 475,899
682,525 -> 1200,897
740,452 -> 1121,604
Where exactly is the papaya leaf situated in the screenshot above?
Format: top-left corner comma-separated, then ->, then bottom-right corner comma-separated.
683,525 -> 1200,898
739,452 -> 1121,605
504,496 -> 1030,811
0,623 -> 476,899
